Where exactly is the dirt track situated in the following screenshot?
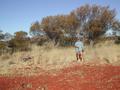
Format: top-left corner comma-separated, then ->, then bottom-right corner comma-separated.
0,63 -> 120,90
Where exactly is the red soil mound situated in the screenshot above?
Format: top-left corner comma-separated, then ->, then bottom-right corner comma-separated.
0,63 -> 120,90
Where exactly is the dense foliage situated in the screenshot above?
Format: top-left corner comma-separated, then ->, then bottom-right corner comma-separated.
30,4 -> 120,44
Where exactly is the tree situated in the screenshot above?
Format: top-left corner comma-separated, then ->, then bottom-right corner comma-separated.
64,13 -> 79,36
9,31 -> 30,52
41,15 -> 64,45
40,14 -> 79,45
30,21 -> 45,36
4,32 -> 13,41
14,31 -> 28,39
73,4 -> 116,44
30,4 -> 118,46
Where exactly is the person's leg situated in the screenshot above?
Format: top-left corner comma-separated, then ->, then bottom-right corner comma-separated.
79,52 -> 83,61
76,53 -> 79,61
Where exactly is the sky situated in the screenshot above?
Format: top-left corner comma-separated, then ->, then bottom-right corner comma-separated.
0,0 -> 120,35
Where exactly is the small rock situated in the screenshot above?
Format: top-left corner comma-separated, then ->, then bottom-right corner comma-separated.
21,55 -> 33,62
21,83 -> 32,88
103,58 -> 110,63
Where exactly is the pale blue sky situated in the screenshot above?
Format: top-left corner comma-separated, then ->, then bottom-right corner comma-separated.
0,0 -> 120,34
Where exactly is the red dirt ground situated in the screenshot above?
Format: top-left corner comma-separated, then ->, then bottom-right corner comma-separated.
0,63 -> 120,90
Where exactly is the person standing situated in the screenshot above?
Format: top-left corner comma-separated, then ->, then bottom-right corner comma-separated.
75,38 -> 84,61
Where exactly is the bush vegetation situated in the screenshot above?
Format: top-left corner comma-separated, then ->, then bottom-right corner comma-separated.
0,4 -> 120,55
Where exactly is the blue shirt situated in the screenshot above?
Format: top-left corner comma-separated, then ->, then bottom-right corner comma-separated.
75,41 -> 84,52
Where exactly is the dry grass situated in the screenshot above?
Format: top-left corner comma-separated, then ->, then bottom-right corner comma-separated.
85,42 -> 120,65
0,41 -> 120,75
